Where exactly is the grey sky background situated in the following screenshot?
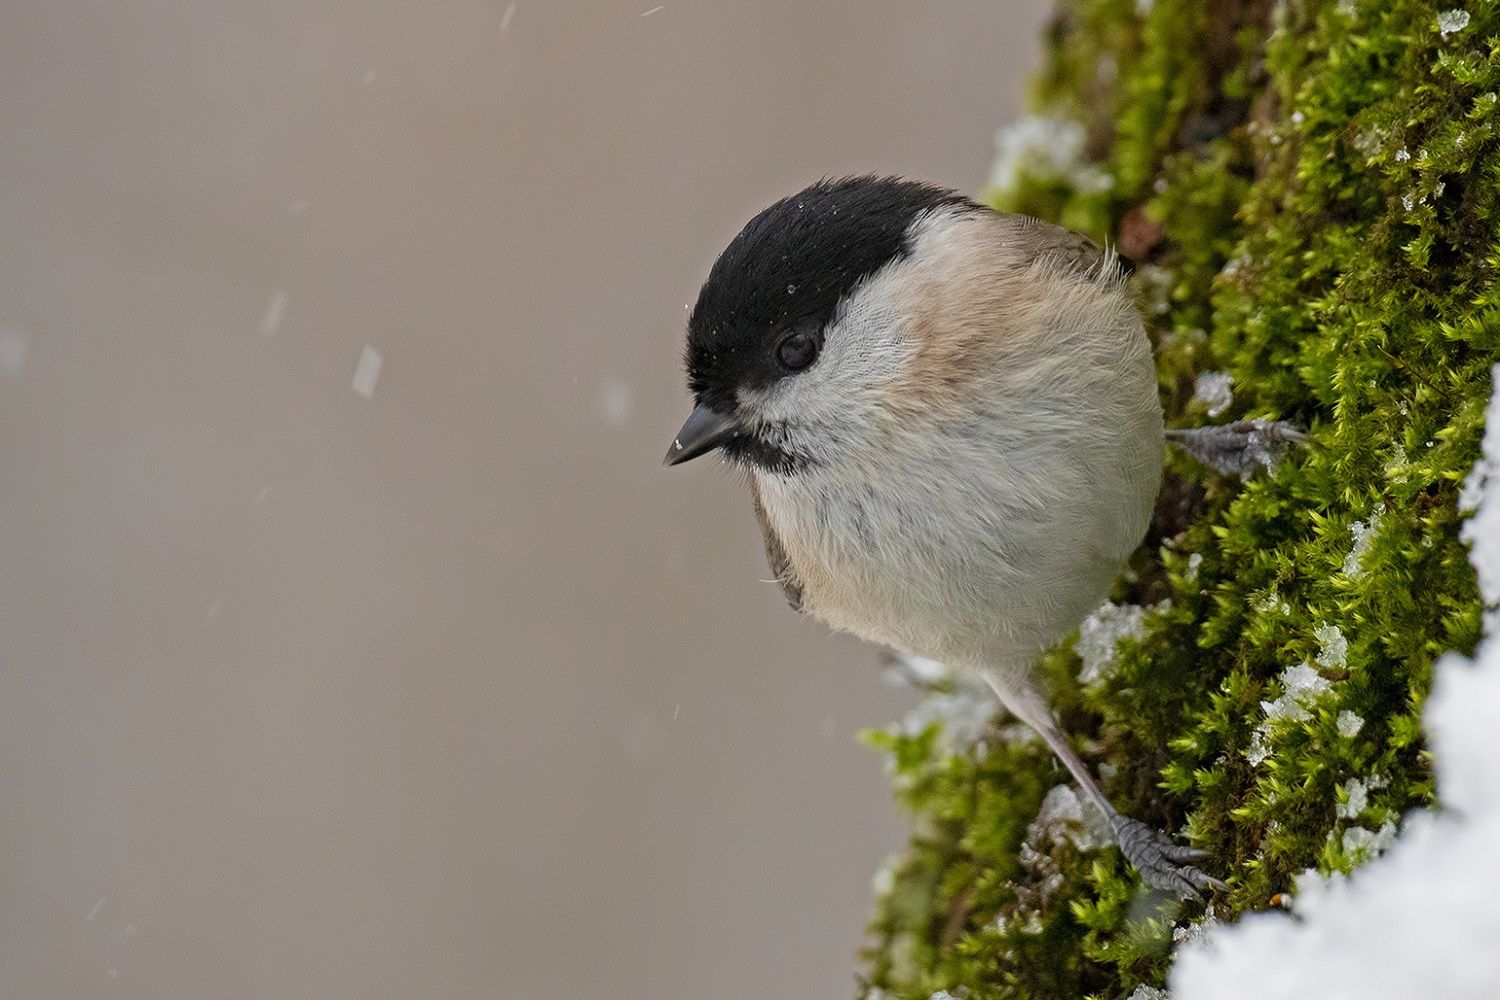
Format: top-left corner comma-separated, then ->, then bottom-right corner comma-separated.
0,3 -> 1052,997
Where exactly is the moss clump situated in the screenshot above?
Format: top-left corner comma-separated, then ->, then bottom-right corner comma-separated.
860,2 -> 1500,997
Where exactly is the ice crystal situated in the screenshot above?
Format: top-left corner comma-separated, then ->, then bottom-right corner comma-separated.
1076,601 -> 1150,683
1193,370 -> 1234,417
1437,9 -> 1470,38
1026,785 -> 1110,853
1314,623 -> 1348,670
1249,662 -> 1336,765
1342,507 -> 1384,578
1336,710 -> 1365,738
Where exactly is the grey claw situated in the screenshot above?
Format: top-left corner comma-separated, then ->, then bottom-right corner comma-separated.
1158,842 -> 1212,863
1112,816 -> 1225,897
1165,418 -> 1309,477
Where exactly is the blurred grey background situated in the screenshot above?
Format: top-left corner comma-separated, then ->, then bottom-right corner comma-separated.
0,2 -> 1050,997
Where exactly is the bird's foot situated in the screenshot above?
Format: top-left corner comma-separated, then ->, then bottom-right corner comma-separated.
1111,815 -> 1227,897
1165,419 -> 1309,477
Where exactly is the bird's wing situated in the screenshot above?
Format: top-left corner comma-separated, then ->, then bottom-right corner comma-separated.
1006,214 -> 1121,283
748,478 -> 805,613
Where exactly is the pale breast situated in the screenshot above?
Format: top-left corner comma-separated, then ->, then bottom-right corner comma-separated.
750,211 -> 1164,674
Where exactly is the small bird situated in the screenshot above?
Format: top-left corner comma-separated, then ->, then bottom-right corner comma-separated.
665,176 -> 1223,895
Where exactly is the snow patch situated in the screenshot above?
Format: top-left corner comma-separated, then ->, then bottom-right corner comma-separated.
891,655 -> 999,756
1338,819 -> 1399,864
989,115 -> 1114,196
1174,363 -> 1500,998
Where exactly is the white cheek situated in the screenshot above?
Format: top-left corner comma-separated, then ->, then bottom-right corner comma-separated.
739,276 -> 915,455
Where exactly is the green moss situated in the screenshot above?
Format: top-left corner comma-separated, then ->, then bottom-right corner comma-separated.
860,2 -> 1500,997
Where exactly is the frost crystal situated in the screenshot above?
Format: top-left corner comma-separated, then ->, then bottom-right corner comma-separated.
1249,662 -> 1335,766
1314,623 -> 1348,670
896,671 -> 999,755
883,652 -> 953,688
1254,590 -> 1290,615
1336,709 -> 1365,738
1342,507 -> 1384,578
1027,785 -> 1111,853
1185,552 -> 1203,583
1437,9 -> 1470,37
1128,987 -> 1169,1000
1076,601 -> 1150,683
1385,440 -> 1408,480
1395,146 -> 1411,162
1173,907 -> 1220,947
1220,252 -> 1251,280
1352,126 -> 1384,157
1266,663 -> 1334,721
1193,371 -> 1234,417
1135,263 -> 1174,315
1336,777 -> 1370,819
989,115 -> 1114,197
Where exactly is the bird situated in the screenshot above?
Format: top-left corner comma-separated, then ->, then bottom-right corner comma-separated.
664,175 -> 1225,895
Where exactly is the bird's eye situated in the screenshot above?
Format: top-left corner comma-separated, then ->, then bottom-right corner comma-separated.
775,327 -> 820,371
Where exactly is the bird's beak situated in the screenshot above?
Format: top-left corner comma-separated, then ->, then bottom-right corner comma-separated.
664,404 -> 742,466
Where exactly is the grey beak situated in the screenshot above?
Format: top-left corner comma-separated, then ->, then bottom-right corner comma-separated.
664,404 -> 741,466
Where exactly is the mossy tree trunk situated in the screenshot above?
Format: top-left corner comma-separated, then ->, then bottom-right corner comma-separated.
861,2 -> 1500,997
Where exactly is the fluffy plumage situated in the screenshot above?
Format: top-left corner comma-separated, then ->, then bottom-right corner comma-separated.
669,176 -> 1221,895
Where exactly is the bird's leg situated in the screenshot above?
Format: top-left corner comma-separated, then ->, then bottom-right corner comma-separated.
1165,419 -> 1309,477
981,673 -> 1226,897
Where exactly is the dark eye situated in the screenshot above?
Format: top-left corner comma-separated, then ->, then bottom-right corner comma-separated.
775,327 -> 820,371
